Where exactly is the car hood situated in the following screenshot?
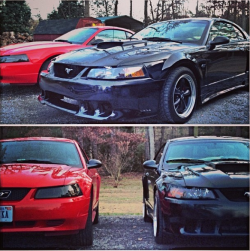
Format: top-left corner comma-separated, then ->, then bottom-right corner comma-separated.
0,41 -> 81,55
0,163 -> 86,188
163,161 -> 249,188
55,41 -> 192,67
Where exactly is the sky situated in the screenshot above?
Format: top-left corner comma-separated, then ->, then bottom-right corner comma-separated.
26,0 -> 198,21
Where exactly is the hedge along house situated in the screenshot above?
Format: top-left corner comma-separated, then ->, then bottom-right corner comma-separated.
96,15 -> 143,32
33,17 -> 102,41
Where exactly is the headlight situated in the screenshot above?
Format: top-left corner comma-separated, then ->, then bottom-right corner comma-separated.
87,66 -> 145,79
165,184 -> 216,200
0,54 -> 29,63
35,184 -> 83,199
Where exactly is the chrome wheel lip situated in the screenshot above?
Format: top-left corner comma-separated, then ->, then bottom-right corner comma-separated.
173,74 -> 196,119
153,199 -> 158,237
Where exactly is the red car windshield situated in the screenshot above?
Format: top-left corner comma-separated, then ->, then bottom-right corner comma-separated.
54,28 -> 98,44
0,140 -> 83,168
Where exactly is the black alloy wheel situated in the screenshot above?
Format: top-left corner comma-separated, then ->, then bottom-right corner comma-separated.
160,67 -> 197,123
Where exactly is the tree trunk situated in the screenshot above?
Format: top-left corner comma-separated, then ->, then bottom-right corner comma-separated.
84,0 -> 90,17
130,0 -> 132,17
114,0 -> 118,16
144,0 -> 148,27
147,127 -> 155,159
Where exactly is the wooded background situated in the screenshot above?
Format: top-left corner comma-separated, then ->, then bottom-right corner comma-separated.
0,126 -> 248,185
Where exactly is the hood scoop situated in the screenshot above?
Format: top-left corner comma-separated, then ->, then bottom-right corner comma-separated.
214,162 -> 249,173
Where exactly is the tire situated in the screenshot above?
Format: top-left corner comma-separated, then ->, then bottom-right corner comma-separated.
153,193 -> 174,244
159,67 -> 197,123
37,58 -> 54,84
143,198 -> 152,223
72,198 -> 93,246
93,203 -> 99,225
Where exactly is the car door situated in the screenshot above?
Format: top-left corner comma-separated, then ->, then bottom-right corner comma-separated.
201,21 -> 248,100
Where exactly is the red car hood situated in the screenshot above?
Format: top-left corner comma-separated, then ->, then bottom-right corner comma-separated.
0,41 -> 81,55
0,163 -> 85,188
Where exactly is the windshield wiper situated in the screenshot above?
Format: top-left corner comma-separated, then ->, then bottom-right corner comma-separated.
166,158 -> 206,163
209,158 -> 249,162
143,37 -> 182,44
54,39 -> 72,44
3,159 -> 65,165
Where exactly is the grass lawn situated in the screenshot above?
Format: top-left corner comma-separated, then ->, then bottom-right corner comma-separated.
99,172 -> 143,215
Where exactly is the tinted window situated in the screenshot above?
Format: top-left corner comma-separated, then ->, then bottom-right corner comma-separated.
0,140 -> 83,168
114,30 -> 127,40
55,28 -> 98,44
209,22 -> 246,42
95,29 -> 114,42
164,140 -> 249,162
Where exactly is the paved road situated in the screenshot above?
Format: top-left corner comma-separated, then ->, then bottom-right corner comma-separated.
0,84 -> 249,124
1,216 -> 249,250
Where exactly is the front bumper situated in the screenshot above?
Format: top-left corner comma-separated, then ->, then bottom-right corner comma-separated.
38,71 -> 163,121
0,194 -> 90,235
159,193 -> 249,237
0,62 -> 39,85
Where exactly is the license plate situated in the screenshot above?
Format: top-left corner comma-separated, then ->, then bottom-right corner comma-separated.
0,206 -> 13,222
63,97 -> 79,105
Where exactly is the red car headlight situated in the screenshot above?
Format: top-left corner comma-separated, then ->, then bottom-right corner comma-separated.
0,54 -> 29,63
35,184 -> 83,199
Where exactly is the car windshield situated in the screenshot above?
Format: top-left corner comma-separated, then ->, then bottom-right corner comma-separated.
54,28 -> 98,44
132,20 -> 209,44
0,140 -> 83,168
164,140 -> 249,163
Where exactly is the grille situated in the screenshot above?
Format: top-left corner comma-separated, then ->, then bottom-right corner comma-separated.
0,188 -> 30,201
54,63 -> 85,79
220,187 -> 249,202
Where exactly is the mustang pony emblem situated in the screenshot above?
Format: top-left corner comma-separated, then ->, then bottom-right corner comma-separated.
244,192 -> 250,198
65,68 -> 73,74
0,190 -> 11,198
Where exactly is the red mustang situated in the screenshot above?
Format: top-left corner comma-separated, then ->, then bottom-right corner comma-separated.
0,137 -> 102,246
0,26 -> 134,85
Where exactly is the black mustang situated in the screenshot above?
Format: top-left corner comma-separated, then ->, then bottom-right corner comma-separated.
38,18 -> 249,123
142,136 -> 249,244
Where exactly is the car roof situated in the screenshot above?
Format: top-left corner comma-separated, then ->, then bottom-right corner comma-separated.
0,137 -> 76,143
168,136 -> 249,143
79,25 -> 134,33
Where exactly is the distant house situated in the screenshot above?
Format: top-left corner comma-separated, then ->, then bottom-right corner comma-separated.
96,15 -> 143,32
33,17 -> 102,41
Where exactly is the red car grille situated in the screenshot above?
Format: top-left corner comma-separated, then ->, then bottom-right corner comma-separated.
54,63 -> 85,79
219,187 -> 249,202
0,188 -> 30,201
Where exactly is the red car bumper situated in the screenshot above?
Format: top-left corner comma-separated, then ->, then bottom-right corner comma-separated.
0,192 -> 90,235
0,62 -> 39,85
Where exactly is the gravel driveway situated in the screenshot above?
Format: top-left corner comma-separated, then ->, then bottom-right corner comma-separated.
1,216 -> 248,250
0,84 -> 249,124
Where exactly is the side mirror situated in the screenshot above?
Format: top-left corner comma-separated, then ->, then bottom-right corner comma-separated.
143,160 -> 158,170
87,159 -> 102,169
208,36 -> 230,50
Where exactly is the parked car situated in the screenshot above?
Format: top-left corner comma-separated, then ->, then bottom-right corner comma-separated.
0,137 -> 102,246
142,136 -> 249,244
38,18 -> 249,123
0,26 -> 134,85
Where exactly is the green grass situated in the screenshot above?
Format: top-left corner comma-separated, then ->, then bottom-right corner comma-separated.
99,172 -> 143,215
